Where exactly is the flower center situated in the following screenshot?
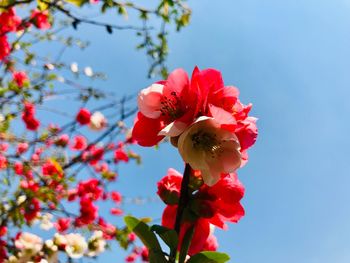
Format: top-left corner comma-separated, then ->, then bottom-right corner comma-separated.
160,92 -> 183,121
191,131 -> 222,158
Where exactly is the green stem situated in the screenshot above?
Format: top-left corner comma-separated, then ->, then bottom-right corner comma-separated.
169,163 -> 192,262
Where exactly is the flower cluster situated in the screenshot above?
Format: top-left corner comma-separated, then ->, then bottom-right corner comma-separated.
158,169 -> 244,255
0,8 -> 50,61
133,67 -> 257,185
132,67 -> 257,259
5,231 -> 107,262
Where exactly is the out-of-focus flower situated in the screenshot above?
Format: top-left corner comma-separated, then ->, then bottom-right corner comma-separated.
71,135 -> 87,151
0,36 -> 10,61
64,233 -> 87,259
84,66 -> 93,77
16,142 -> 29,155
87,231 -> 106,257
89,112 -> 107,131
76,108 -> 91,125
15,232 -> 43,255
21,102 -> 40,131
30,10 -> 51,30
70,62 -> 79,73
12,71 -> 29,87
54,218 -> 71,233
0,8 -> 21,33
40,213 -> 54,231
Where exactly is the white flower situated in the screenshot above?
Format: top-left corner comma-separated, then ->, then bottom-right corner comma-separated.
53,233 -> 67,247
87,231 -> 106,257
0,114 -> 4,123
84,67 -> 93,77
15,232 -> 43,256
45,63 -> 55,70
178,117 -> 241,186
16,195 -> 26,205
64,233 -> 87,259
89,112 -> 107,131
70,62 -> 79,73
40,213 -> 54,230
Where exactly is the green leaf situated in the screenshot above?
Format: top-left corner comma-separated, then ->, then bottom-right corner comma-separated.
151,224 -> 178,250
124,216 -> 161,250
187,251 -> 231,263
124,216 -> 168,263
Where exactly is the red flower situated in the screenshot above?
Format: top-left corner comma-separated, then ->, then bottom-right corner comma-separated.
14,161 -> 23,175
97,217 -> 116,240
132,68 -> 202,146
0,8 -> 21,33
42,160 -> 63,178
55,218 -> 71,233
12,71 -> 28,87
114,148 -> 129,163
70,135 -> 87,150
76,108 -> 91,125
75,196 -> 98,226
110,191 -> 122,204
202,234 -> 218,252
159,169 -> 245,254
77,178 -> 103,201
157,168 -> 182,205
0,36 -> 10,61
21,102 -> 40,131
30,9 -> 51,30
110,207 -> 123,216
162,205 -> 210,256
87,146 -> 104,165
23,198 -> 40,223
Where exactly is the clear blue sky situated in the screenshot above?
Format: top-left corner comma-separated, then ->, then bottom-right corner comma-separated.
40,0 -> 350,262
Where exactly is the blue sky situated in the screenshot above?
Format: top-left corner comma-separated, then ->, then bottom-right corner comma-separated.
35,0 -> 350,262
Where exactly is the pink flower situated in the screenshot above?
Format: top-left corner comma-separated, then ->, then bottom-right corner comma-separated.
0,155 -> 7,170
12,71 -> 28,87
76,108 -> 91,125
55,134 -> 69,147
30,9 -> 51,30
0,143 -> 8,152
16,142 -> 29,155
137,83 -> 164,119
178,117 -> 241,186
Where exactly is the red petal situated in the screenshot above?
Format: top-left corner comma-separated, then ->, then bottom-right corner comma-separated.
131,112 -> 164,147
